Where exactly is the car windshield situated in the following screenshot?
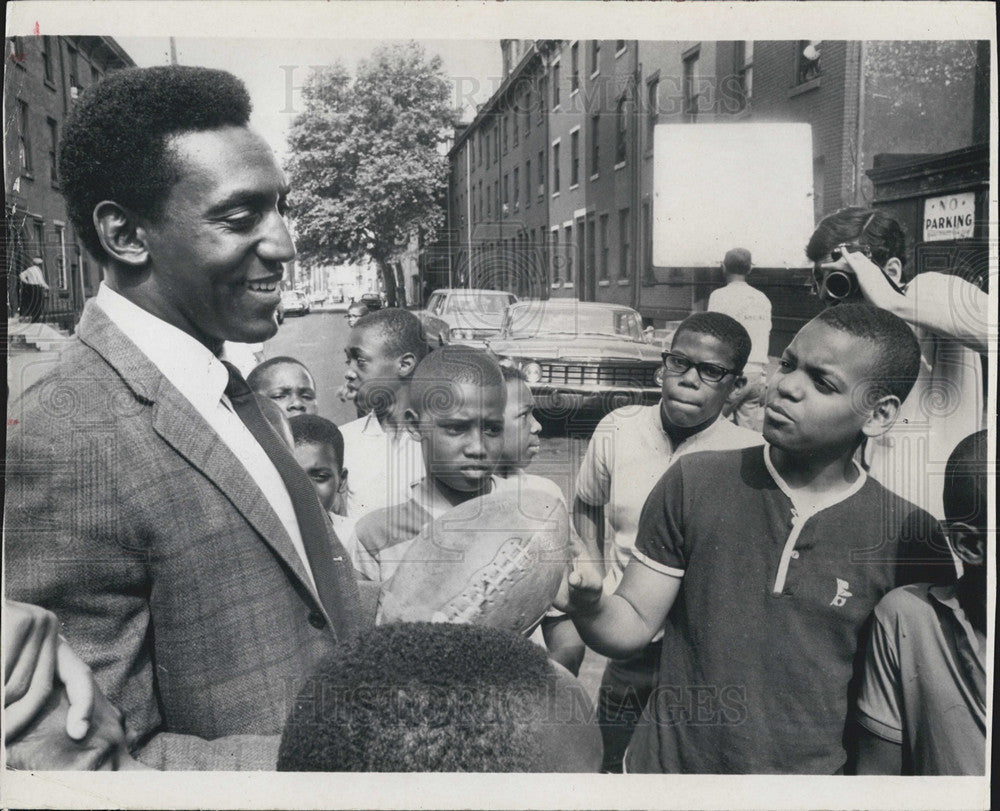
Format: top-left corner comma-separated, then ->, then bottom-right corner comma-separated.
445,292 -> 513,315
504,306 -> 643,341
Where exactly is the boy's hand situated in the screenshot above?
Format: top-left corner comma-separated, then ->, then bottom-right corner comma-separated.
553,543 -> 604,615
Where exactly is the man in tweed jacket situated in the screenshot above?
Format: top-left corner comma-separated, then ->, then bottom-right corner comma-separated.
5,66 -> 362,769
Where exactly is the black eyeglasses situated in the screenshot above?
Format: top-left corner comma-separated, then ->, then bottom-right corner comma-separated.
661,352 -> 738,384
829,243 -> 873,262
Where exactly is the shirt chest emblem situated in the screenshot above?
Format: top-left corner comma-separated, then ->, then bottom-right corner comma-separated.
830,578 -> 853,607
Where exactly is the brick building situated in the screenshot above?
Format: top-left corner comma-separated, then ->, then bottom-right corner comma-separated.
445,39 -> 988,348
5,35 -> 135,331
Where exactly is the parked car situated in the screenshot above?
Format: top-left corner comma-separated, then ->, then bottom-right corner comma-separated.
309,290 -> 328,306
487,300 -> 664,415
359,292 -> 385,311
416,288 -> 519,348
281,289 -> 310,317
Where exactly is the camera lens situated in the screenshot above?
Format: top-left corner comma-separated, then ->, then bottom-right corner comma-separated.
824,270 -> 855,300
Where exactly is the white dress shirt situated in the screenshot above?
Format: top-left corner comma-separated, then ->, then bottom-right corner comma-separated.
95,283 -> 316,590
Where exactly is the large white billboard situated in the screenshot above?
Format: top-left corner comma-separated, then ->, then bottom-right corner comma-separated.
653,123 -> 816,269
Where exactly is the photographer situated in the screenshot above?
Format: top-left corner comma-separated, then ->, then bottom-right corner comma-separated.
806,207 -> 988,519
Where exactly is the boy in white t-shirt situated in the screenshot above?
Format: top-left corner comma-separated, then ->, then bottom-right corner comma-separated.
573,312 -> 762,771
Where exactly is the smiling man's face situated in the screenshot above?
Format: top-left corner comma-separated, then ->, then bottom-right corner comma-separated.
137,126 -> 294,352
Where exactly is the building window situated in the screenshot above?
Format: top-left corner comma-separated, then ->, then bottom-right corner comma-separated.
33,221 -> 46,265
68,46 -> 79,90
524,90 -> 532,134
615,95 -> 628,164
525,159 -> 531,207
552,142 -> 561,193
479,131 -> 484,166
589,41 -> 600,75
513,106 -> 519,146
599,214 -> 610,280
646,76 -> 659,144
503,174 -> 509,211
55,224 -> 68,289
40,36 -> 54,83
615,40 -> 626,56
589,114 -> 600,175
550,229 -> 561,284
538,150 -> 545,198
683,50 -> 700,122
619,208 -> 631,278
552,60 -> 560,108
537,79 -> 545,124
564,224 -> 574,283
91,64 -> 101,86
494,125 -> 499,164
570,42 -> 580,93
586,214 -> 596,290
47,118 -> 58,185
735,41 -> 753,110
478,180 -> 483,219
503,114 -> 509,154
570,130 -> 580,187
487,181 -> 492,216
17,100 -> 33,174
796,40 -> 821,85
470,137 -> 475,165
643,201 -> 653,280
513,166 -> 520,209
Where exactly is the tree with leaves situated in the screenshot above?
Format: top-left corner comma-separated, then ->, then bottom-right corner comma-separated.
285,42 -> 457,307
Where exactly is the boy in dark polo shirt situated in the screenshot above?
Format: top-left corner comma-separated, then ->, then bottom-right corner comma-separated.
558,303 -> 952,774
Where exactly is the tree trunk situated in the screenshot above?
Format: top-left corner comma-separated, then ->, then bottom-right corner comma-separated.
393,261 -> 408,308
375,256 -> 397,308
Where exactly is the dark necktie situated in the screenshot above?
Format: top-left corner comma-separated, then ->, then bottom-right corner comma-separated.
222,360 -> 355,640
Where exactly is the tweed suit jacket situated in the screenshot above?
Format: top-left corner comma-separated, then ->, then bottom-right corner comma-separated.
5,301 -> 363,770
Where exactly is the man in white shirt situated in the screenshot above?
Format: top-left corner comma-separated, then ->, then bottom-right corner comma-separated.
573,312 -> 763,771
340,307 -> 428,520
5,65 -> 362,770
18,257 -> 50,323
707,247 -> 773,432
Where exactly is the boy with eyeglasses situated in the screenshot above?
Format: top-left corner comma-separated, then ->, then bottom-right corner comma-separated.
572,311 -> 762,771
560,304 -> 952,774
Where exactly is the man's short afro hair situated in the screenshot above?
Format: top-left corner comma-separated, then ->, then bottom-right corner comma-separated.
58,65 -> 252,261
813,303 -> 921,405
246,356 -> 312,392
277,622 -> 555,772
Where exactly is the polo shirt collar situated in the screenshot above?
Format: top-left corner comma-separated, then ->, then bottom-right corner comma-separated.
95,282 -> 228,411
763,443 -> 867,518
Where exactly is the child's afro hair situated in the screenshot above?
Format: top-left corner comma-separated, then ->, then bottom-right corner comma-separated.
288,414 -> 345,467
277,622 -> 555,772
673,311 -> 752,373
813,303 -> 921,405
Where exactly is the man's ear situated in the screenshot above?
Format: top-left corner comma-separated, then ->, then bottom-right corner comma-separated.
861,392 -> 901,438
882,257 -> 904,287
397,352 -> 418,379
94,201 -> 149,268
949,522 -> 985,567
403,407 -> 422,441
337,469 -> 349,493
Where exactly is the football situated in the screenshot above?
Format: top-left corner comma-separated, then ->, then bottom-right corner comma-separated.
377,486 -> 573,635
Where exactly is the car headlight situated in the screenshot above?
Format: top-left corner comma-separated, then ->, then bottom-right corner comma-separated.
654,365 -> 665,386
450,328 -> 472,341
521,361 -> 542,383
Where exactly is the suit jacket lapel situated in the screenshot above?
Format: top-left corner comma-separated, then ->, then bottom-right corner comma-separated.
77,302 -> 322,606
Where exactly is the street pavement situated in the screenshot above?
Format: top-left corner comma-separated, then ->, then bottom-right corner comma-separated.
264,310 -> 609,702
